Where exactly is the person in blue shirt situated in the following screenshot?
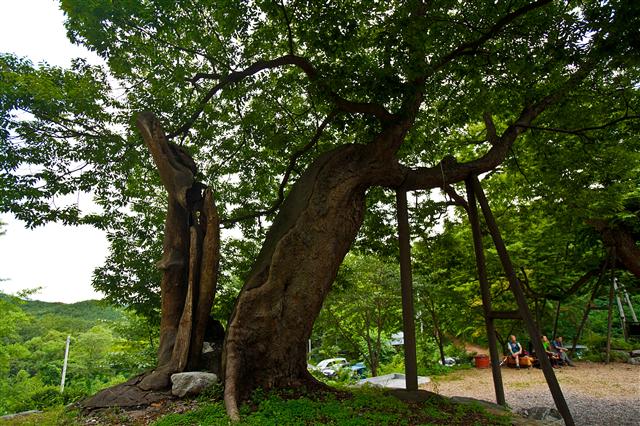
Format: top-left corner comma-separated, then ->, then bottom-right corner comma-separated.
507,335 -> 523,368
552,336 -> 575,367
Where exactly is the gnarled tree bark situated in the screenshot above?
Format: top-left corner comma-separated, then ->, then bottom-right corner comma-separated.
222,143 -> 403,419
134,112 -> 221,391
589,219 -> 640,279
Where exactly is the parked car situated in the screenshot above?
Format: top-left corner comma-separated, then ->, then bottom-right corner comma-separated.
350,361 -> 367,378
316,357 -> 348,377
439,357 -> 456,366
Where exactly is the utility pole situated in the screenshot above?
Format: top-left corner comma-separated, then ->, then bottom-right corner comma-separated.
60,335 -> 70,393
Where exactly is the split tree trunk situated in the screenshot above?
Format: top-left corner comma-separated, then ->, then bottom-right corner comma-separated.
136,112 -> 221,391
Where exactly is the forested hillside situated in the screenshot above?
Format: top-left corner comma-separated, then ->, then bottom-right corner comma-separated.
0,293 -> 156,415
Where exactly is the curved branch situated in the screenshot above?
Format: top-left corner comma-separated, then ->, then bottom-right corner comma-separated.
221,109 -> 338,225
401,54 -> 595,191
520,265 -> 600,301
172,55 -> 396,137
443,185 -> 469,212
426,0 -> 553,76
515,114 -> 640,135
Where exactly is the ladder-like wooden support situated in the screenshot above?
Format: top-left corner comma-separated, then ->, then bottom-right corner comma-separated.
465,175 -> 575,426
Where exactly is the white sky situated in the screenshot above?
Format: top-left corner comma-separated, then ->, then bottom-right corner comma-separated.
0,1 -> 108,303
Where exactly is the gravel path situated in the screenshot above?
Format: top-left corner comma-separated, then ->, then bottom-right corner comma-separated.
422,362 -> 640,426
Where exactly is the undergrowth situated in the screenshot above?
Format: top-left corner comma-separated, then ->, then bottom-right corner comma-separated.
153,386 -> 511,426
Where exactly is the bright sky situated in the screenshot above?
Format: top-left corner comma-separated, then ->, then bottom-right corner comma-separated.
0,1 -> 108,303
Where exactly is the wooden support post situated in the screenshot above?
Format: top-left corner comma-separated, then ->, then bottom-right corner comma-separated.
396,189 -> 418,391
469,176 -> 574,426
572,264 -> 605,354
606,248 -> 616,364
465,178 -> 506,406
621,281 -> 638,323
552,300 -> 561,340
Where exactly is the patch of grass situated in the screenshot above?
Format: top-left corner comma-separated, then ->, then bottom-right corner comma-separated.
151,387 -> 511,426
0,406 -> 82,426
153,403 -> 228,426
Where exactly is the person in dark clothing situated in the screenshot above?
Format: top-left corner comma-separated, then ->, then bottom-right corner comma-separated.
552,336 -> 575,367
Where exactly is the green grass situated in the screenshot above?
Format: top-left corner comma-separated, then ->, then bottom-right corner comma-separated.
1,387 -> 512,425
153,387 -> 512,426
0,406 -> 81,426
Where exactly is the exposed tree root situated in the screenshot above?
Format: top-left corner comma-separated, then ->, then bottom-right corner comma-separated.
80,374 -> 172,412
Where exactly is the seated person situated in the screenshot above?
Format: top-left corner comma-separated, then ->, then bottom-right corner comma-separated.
507,335 -> 523,368
542,335 -> 561,368
552,336 -> 575,367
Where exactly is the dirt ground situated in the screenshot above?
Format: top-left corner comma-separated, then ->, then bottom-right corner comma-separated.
422,362 -> 640,425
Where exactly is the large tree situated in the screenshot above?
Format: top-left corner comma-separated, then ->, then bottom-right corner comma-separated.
1,0 -> 639,419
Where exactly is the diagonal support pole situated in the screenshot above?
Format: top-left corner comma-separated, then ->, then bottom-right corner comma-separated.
469,175 -> 574,426
465,178 -> 506,406
396,189 -> 418,391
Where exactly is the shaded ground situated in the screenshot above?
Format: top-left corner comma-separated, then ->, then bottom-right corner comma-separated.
423,362 -> 640,426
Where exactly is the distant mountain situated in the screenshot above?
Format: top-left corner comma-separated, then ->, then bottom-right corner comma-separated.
0,293 -> 123,332
19,298 -> 123,322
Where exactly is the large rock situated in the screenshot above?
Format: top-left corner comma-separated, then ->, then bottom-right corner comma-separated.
628,357 -> 640,365
171,372 -> 218,397
630,349 -> 640,357
356,373 -> 430,389
610,350 -> 630,362
516,406 -> 564,425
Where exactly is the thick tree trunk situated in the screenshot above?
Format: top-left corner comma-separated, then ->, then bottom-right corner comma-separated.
222,143 -> 401,419
589,219 -> 640,278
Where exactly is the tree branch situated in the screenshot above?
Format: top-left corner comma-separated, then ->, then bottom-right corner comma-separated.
443,185 -> 469,212
173,55 -> 397,138
278,0 -> 295,55
221,109 -> 337,225
427,0 -> 553,75
515,114 -> 640,135
401,52 -> 596,191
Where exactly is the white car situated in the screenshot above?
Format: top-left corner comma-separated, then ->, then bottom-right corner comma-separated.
316,357 -> 348,377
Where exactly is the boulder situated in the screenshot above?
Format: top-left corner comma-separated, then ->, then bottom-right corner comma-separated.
516,406 -> 564,425
628,357 -> 640,365
171,372 -> 218,397
610,350 -> 630,362
630,349 -> 640,357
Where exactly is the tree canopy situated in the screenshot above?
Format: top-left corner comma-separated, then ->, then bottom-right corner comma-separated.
1,0 -> 639,419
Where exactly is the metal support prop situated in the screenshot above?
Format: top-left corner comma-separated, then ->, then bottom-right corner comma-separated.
396,189 -> 418,391
469,176 -> 574,426
621,280 -> 638,322
465,178 -> 505,406
613,278 -> 628,339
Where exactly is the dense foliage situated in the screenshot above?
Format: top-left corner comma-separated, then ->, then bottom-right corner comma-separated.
1,0 -> 638,319
0,293 -> 156,415
1,1 -> 639,419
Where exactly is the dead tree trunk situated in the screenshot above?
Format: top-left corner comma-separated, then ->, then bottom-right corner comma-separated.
136,112 -> 221,391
